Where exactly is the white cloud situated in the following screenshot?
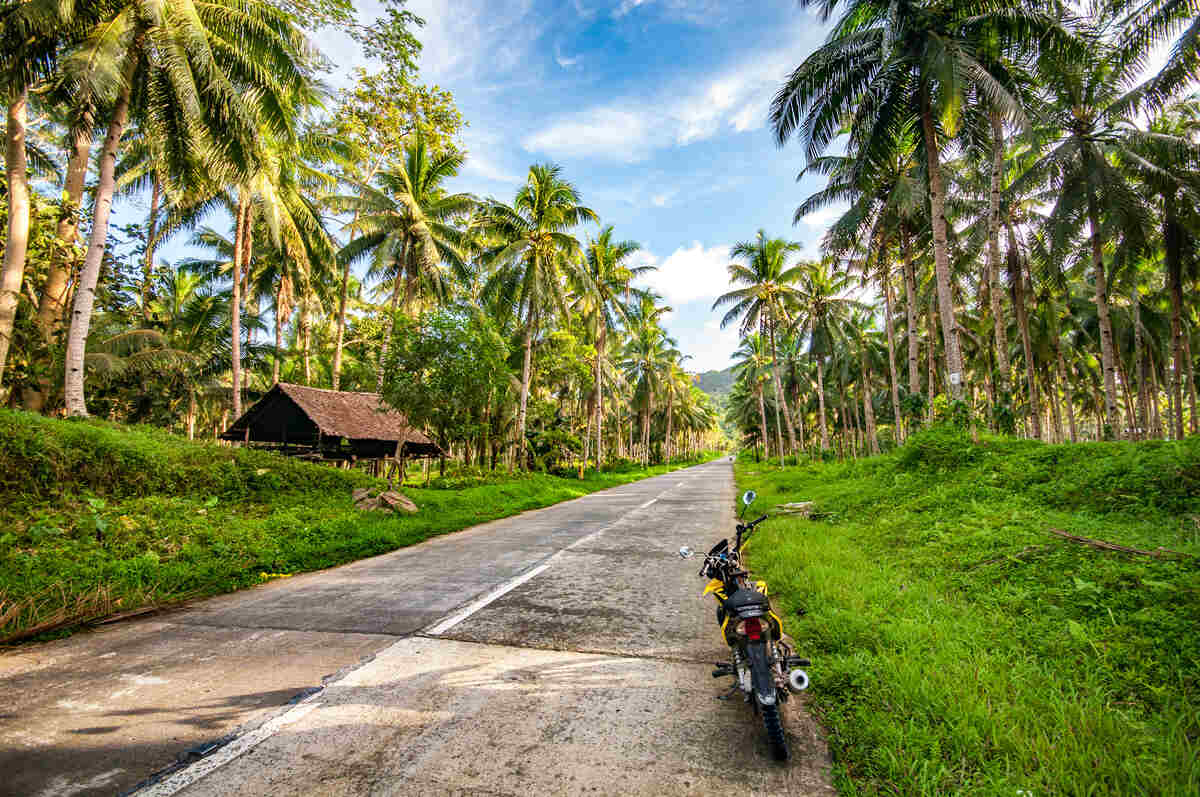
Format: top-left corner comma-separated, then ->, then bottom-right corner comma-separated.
406,0 -> 540,80
554,43 -> 581,68
684,318 -> 742,372
523,47 -> 793,161
524,107 -> 658,162
634,241 -> 731,306
614,0 -> 654,17
650,190 -> 676,207
798,204 -> 849,228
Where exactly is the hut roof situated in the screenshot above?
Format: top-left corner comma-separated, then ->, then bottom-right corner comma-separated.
221,383 -> 441,457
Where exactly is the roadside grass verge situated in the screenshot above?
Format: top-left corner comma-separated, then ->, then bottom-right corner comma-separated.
0,409 -> 720,644
735,427 -> 1199,796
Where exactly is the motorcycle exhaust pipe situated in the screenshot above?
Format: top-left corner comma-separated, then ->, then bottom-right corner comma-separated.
788,668 -> 810,692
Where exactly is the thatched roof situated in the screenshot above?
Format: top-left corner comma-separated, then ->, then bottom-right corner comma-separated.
221,383 -> 441,458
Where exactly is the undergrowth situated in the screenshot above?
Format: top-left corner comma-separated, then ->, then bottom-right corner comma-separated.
0,409 -> 719,643
737,426 -> 1200,796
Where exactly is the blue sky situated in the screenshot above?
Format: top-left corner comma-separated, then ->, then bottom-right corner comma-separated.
155,0 -> 840,373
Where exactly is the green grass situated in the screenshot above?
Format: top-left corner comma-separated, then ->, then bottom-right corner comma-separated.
736,427 -> 1200,796
0,409 -> 719,644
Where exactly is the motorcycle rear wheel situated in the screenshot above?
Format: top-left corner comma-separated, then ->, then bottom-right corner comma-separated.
759,698 -> 790,761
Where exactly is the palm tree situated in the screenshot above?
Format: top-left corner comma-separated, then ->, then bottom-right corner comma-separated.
578,226 -> 652,471
713,231 -> 806,462
621,320 -> 678,466
334,134 -> 474,391
1119,98 -> 1200,438
480,164 -> 598,469
59,0 -> 313,416
0,0 -> 100,393
771,0 -> 1069,404
1023,30 -> 1178,437
731,334 -> 773,460
789,259 -> 862,450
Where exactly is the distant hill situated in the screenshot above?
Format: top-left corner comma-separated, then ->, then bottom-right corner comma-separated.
692,366 -> 736,398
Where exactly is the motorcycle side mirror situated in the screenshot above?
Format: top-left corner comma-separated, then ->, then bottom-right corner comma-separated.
742,490 -> 757,506
678,546 -> 695,559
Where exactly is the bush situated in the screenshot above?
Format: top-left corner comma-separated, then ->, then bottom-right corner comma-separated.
895,425 -> 982,470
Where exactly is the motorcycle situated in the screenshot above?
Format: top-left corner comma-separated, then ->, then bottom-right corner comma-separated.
679,489 -> 810,761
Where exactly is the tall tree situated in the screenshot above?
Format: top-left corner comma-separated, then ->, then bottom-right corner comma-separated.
771,0 -> 1068,404
480,164 -> 597,469
59,0 -> 313,416
713,230 -> 806,461
336,134 -> 474,391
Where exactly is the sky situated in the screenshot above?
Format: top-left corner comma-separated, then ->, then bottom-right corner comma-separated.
153,0 -> 842,373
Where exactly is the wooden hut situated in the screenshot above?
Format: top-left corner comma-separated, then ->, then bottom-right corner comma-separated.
221,383 -> 442,474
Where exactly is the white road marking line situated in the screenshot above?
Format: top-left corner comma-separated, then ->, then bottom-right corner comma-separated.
637,498 -> 658,509
132,700 -> 321,796
425,562 -> 553,636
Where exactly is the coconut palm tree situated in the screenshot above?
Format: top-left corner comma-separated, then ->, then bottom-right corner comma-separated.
712,231 -> 806,462
0,0 -> 104,393
59,0 -> 313,416
1022,27 -> 1182,437
789,259 -> 863,450
480,164 -> 598,469
771,0 -> 1071,404
731,334 -> 774,460
334,133 -> 474,391
578,225 -> 652,471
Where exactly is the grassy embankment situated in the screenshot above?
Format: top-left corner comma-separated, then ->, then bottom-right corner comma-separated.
736,428 -> 1199,796
0,409 -> 720,644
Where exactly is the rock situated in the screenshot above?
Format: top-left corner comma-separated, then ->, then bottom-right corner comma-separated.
353,487 -> 417,513
379,491 -> 418,513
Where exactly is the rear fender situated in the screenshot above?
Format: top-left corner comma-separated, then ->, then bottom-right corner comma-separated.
745,641 -> 777,706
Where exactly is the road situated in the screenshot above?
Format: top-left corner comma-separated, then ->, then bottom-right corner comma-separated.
1,460 -> 833,796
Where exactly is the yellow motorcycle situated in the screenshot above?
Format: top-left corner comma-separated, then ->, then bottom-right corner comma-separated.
680,489 -> 810,761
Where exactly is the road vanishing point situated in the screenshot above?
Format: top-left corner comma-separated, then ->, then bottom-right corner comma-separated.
2,460 -> 834,796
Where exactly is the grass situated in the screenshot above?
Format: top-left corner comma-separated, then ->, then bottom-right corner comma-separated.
735,427 -> 1199,796
0,408 -> 720,644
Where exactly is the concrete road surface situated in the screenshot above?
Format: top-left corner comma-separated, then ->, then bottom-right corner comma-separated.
1,460 -> 833,796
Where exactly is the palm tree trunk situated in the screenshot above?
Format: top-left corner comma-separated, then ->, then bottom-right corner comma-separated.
756,382 -> 770,460
665,387 -> 674,463
376,273 -> 403,392
64,60 -> 137,417
1047,365 -> 1064,443
230,194 -> 248,418
882,269 -> 903,440
987,113 -> 1011,399
862,357 -> 879,454
187,389 -> 197,440
1134,289 -> 1146,440
0,87 -> 31,394
903,232 -> 920,397
921,97 -> 966,401
768,317 -> 797,457
35,126 -> 92,343
331,255 -> 352,392
927,305 -> 937,424
1009,232 -> 1041,440
516,311 -> 535,471
1087,190 -> 1120,438
1150,361 -> 1163,439
141,176 -> 161,321
594,328 -> 605,471
816,357 -> 829,450
273,280 -> 285,384
1184,321 -> 1197,435
300,305 -> 312,385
